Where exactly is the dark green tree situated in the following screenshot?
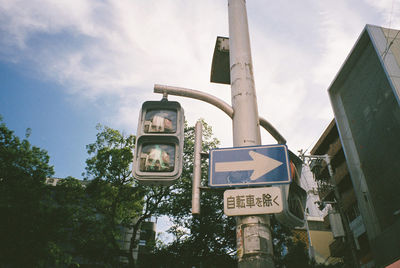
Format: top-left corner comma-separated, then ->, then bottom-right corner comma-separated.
146,120 -> 237,268
50,176 -> 89,266
0,116 -> 113,267
82,124 -> 170,267
0,116 -> 69,267
147,119 -> 337,268
271,215 -> 310,268
271,206 -> 341,268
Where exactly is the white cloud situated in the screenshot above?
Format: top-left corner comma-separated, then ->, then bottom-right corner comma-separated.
0,0 -> 396,151
365,0 -> 400,28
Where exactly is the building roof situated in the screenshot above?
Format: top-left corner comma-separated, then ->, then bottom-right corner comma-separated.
328,24 -> 400,103
310,119 -> 336,155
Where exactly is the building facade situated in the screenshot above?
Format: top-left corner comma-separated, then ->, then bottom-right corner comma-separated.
328,24 -> 400,267
310,120 -> 373,267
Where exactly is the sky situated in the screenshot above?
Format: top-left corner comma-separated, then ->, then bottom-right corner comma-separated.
1,0 -> 399,181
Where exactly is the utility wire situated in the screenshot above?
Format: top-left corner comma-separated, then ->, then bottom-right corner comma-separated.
382,0 -> 398,60
382,30 -> 400,60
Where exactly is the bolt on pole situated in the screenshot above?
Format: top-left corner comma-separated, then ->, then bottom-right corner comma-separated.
228,0 -> 274,267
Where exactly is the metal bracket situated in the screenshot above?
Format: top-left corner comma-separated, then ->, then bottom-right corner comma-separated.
161,92 -> 168,102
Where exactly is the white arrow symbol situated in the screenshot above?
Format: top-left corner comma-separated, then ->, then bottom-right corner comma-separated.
215,151 -> 283,181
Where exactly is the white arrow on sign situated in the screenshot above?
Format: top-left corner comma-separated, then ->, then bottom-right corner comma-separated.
215,151 -> 283,180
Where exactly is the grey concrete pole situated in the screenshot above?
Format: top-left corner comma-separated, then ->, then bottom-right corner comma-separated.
192,120 -> 202,215
228,0 -> 274,267
228,0 -> 261,146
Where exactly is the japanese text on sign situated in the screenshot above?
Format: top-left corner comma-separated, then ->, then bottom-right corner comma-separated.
223,187 -> 283,216
226,193 -> 279,209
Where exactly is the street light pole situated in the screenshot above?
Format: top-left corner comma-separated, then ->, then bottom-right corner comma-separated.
228,0 -> 261,147
228,0 -> 274,267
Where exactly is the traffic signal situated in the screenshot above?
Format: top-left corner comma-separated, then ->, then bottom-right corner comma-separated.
275,150 -> 307,228
132,100 -> 184,185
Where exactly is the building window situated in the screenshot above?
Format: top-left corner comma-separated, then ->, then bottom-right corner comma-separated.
345,202 -> 360,222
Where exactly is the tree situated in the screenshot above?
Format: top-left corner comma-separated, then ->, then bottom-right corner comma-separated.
0,116 -> 65,266
0,116 -> 333,267
0,116 -> 111,267
147,120 -> 237,268
271,215 -> 311,268
271,211 -> 342,268
148,120 -> 336,268
42,176 -> 91,267
81,121 -> 233,268
82,124 -> 170,267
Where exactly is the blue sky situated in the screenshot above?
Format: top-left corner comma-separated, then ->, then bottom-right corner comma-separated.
0,61 -> 99,177
1,0 -> 399,180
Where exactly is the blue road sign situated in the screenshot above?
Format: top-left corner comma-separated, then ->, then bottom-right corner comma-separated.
208,144 -> 291,188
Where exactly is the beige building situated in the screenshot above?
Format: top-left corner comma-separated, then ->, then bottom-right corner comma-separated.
293,216 -> 339,265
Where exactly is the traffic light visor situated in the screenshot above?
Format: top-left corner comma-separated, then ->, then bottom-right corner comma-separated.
144,109 -> 177,133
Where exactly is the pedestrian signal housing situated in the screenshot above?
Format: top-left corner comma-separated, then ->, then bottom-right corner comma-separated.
133,100 -> 184,185
275,151 -> 307,228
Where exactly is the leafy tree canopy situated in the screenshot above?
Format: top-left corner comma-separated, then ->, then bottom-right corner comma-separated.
82,124 -> 171,267
0,116 -> 63,266
146,120 -> 238,268
0,116 -> 339,268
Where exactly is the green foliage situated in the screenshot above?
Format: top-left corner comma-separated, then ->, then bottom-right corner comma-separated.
0,120 -> 151,267
85,124 -> 136,184
0,119 -> 54,181
147,120 -> 237,268
0,116 -> 336,268
0,118 -> 71,267
81,124 -> 139,266
82,124 -> 172,267
271,216 -> 341,268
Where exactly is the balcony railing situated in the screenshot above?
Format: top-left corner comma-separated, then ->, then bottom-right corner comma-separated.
316,179 -> 335,201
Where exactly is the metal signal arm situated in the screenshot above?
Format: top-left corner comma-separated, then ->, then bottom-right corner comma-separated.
154,84 -> 286,144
